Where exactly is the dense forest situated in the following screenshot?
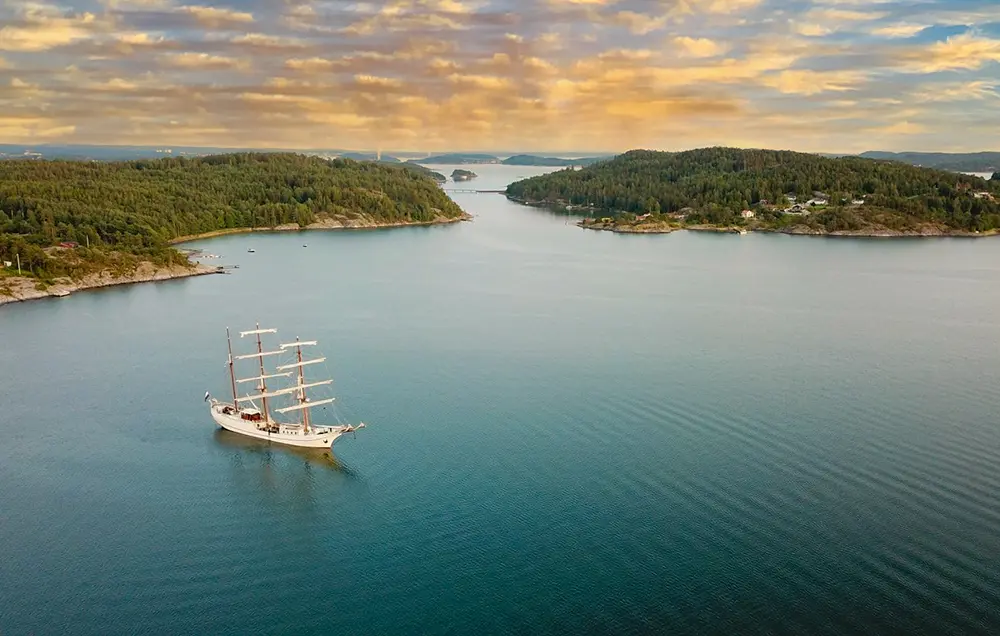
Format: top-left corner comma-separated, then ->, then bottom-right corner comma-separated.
0,152 -> 466,280
506,147 -> 1000,233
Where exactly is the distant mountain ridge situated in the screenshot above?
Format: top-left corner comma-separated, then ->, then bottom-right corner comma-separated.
410,153 -> 501,165
860,151 -> 1000,173
501,154 -> 610,167
2,144 -> 997,174
339,152 -> 401,163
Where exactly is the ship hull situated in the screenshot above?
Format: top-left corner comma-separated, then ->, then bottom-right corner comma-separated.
210,403 -> 351,448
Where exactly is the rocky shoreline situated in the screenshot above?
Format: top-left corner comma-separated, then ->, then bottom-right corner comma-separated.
0,262 -> 224,307
574,219 -> 1000,239
169,213 -> 473,244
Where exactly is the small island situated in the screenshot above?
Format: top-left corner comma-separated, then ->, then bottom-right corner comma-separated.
506,147 -> 1000,237
0,152 -> 470,305
451,169 -> 478,182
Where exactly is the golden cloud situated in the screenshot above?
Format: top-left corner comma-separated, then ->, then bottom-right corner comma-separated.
161,52 -> 249,70
870,24 -> 926,38
0,10 -> 103,51
0,0 -> 996,151
178,5 -> 254,28
673,36 -> 730,58
761,69 -> 868,95
899,33 -> 1000,72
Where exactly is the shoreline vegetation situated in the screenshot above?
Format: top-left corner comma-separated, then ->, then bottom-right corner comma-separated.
0,152 -> 470,307
506,147 -> 1000,238
571,216 -> 1000,238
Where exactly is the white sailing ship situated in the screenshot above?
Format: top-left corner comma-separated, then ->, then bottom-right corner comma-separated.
205,324 -> 365,449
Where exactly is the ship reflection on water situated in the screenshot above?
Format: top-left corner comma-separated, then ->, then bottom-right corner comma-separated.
212,427 -> 359,477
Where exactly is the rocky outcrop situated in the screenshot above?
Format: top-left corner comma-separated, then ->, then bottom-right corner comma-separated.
0,262 -> 223,307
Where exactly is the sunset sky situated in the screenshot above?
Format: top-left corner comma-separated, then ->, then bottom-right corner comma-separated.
0,0 -> 998,153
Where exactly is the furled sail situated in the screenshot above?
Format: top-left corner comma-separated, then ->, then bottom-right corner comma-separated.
240,328 -> 277,337
280,340 -> 318,348
275,357 -> 326,371
237,372 -> 292,384
235,379 -> 333,403
275,398 -> 335,414
234,350 -> 283,360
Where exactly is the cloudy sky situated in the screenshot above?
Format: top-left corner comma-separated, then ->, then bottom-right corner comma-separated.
0,0 -> 998,153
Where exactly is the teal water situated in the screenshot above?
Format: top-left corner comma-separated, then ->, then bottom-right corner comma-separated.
2,165 -> 1000,635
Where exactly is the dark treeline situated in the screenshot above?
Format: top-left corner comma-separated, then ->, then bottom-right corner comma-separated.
506,148 -> 1000,232
0,152 -> 465,278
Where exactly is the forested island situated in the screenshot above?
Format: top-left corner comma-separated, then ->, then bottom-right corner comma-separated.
451,169 -> 478,182
506,147 -> 1000,237
0,152 -> 469,304
413,153 -> 500,165
501,154 -> 609,167
339,152 -> 401,163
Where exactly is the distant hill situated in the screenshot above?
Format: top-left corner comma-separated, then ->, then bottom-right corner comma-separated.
411,153 -> 500,165
501,154 -> 610,167
339,152 -> 401,163
334,154 -> 445,183
0,144 -> 222,162
860,151 -> 1000,173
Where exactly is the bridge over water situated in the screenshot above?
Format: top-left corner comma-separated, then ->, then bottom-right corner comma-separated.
442,189 -> 508,194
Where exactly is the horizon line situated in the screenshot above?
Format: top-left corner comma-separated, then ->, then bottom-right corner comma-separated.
3,142 -> 999,158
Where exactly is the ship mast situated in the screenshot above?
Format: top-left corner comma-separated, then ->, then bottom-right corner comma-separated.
226,327 -> 238,409
295,336 -> 311,433
254,322 -> 270,424
275,338 -> 332,430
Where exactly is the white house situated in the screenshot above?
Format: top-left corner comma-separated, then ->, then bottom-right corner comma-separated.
740,209 -> 755,219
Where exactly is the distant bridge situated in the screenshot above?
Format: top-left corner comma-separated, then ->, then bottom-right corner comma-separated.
442,189 -> 507,194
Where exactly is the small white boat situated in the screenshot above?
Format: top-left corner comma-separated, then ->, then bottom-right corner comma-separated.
247,248 -> 255,253
205,324 -> 365,449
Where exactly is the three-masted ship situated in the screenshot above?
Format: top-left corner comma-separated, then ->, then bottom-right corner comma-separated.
206,324 -> 365,448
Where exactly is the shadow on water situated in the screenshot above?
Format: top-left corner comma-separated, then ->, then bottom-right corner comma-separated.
212,428 -> 361,479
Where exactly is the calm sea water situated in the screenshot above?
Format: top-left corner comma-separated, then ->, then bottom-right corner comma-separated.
2,165 -> 1000,635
